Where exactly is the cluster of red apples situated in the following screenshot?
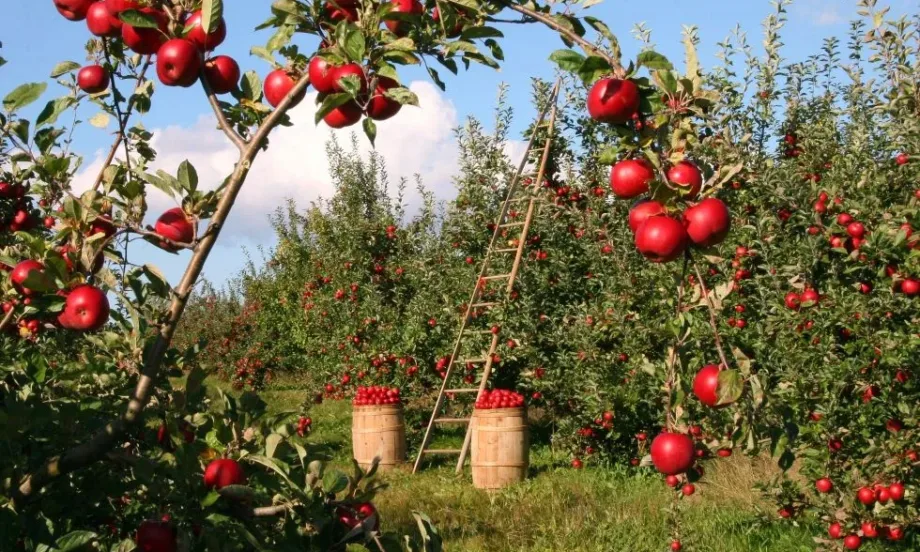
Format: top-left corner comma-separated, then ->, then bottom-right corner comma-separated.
56,0 -> 409,129
587,77 -> 731,262
352,385 -> 402,406
812,479 -> 909,549
475,388 -> 525,409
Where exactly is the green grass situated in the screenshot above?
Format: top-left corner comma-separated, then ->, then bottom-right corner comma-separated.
223,377 -> 817,551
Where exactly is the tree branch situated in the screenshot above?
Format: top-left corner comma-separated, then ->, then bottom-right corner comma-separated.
502,2 -> 622,72
14,74 -> 313,503
200,72 -> 247,152
0,307 -> 15,334
692,260 -> 732,371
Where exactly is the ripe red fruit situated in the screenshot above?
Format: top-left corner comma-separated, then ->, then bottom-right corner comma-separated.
136,520 -> 177,552
901,278 -> 919,296
846,221 -> 865,239
610,158 -> 655,199
324,0 -> 358,22
628,200 -> 667,233
682,198 -> 731,247
309,56 -> 338,94
843,535 -> 861,550
156,39 -> 202,87
55,0 -> 94,20
800,288 -> 820,306
105,0 -> 138,14
365,77 -> 402,121
324,101 -> 363,129
203,458 -> 246,489
681,483 -> 695,496
10,260 -> 47,296
634,216 -> 688,263
828,522 -> 842,539
203,56 -> 240,95
650,432 -> 695,475
692,364 -> 723,407
86,1 -> 121,37
856,486 -> 876,506
667,161 -> 703,198
888,482 -> 905,501
571,458 -> 583,469
336,502 -> 380,531
716,448 -> 732,457
783,291 -> 801,310
184,10 -> 227,51
331,63 -> 368,94
77,65 -> 110,94
896,152 -> 910,165
837,213 -> 853,226
154,208 -> 194,250
815,477 -> 833,493
385,0 -> 423,36
264,69 -> 305,108
121,8 -> 168,55
586,78 -> 640,124
670,541 -> 682,552
665,475 -> 679,487
58,285 -> 110,332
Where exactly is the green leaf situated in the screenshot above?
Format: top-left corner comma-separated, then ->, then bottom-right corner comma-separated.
549,49 -> 586,72
56,530 -> 98,551
343,29 -> 366,62
89,112 -> 111,128
143,264 -> 172,297
265,433 -> 283,458
636,50 -> 674,71
119,9 -> 159,28
716,369 -> 743,406
383,86 -> 418,106
4,82 -> 47,112
9,119 -> 29,145
201,0 -> 224,35
597,146 -> 619,165
36,97 -> 76,128
249,47 -> 276,67
50,61 -> 81,78
322,470 -> 349,495
314,93 -> 353,124
363,117 -> 376,146
177,160 -> 199,193
459,26 -> 503,39
240,70 -> 262,101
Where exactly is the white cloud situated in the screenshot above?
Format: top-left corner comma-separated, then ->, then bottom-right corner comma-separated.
793,0 -> 846,26
74,81 -> 469,244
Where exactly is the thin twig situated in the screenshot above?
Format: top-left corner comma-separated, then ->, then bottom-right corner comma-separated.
200,73 -> 247,151
692,260 -> 732,371
0,307 -> 15,334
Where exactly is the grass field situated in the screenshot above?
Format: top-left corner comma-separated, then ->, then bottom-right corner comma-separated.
249,380 -> 817,552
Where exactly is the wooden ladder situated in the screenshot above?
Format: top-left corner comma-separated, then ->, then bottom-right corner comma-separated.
412,80 -> 561,474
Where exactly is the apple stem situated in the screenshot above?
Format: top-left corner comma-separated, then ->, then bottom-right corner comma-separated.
692,260 -> 732,372
201,71 -> 247,151
13,73 -> 313,505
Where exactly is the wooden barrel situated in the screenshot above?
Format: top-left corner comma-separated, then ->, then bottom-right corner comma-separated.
471,407 -> 529,489
352,404 -> 406,471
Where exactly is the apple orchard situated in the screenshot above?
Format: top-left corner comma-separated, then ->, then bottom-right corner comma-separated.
1,0 -> 919,551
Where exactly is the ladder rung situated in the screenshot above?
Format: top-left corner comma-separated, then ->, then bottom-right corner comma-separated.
467,330 -> 496,335
445,388 -> 480,393
423,449 -> 461,455
482,274 -> 511,280
457,357 -> 487,364
434,417 -> 471,424
471,302 -> 498,308
494,248 -> 519,253
500,222 -> 525,228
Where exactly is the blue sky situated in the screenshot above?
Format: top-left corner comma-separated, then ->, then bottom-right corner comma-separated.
1,1 -> 913,288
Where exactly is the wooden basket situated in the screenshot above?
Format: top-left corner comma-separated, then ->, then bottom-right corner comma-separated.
352,404 -> 406,471
471,406 -> 529,489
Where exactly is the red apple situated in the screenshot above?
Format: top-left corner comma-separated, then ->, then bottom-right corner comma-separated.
10,260 -> 48,297
156,39 -> 202,87
901,278 -> 919,297
264,69 -> 305,108
121,8 -> 168,55
896,153 -> 909,165
610,158 -> 655,199
843,534 -> 861,550
667,160 -> 703,198
77,65 -> 110,94
184,10 -> 227,51
203,458 -> 246,489
800,288 -> 820,306
586,78 -> 639,124
815,477 -> 833,493
154,208 -> 194,250
58,284 -> 110,331
89,216 -> 117,239
331,63 -> 368,94
136,520 -> 177,552
86,1 -> 121,36
55,0 -> 94,21
635,215 -> 688,263
324,0 -> 358,22
828,522 -> 842,539
384,0 -> 423,36
628,200 -> 667,233
105,0 -> 138,14
856,486 -> 876,506
682,198 -> 730,247
692,364 -> 724,407
650,432 -> 695,475
888,482 -> 905,502
203,56 -> 240,95
846,221 -> 865,239
324,101 -> 363,128
309,56 -> 338,94
365,77 -> 402,121
432,6 -> 463,37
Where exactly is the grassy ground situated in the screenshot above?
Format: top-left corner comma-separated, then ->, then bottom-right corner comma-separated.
252,381 -> 817,552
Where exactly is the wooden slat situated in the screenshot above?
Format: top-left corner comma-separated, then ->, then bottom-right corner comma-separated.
445,388 -> 480,393
424,449 -> 462,455
435,418 -> 471,424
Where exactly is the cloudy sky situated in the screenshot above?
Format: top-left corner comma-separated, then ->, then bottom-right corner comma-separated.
2,0 -> 914,286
